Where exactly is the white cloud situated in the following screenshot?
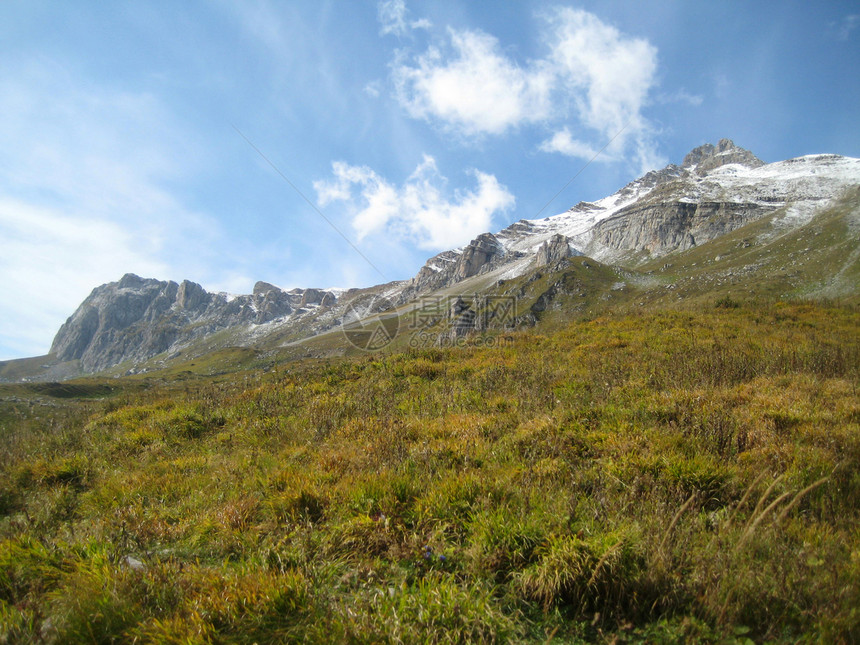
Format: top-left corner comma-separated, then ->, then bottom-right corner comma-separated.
539,127 -> 601,159
393,28 -> 554,136
548,8 -> 657,143
390,7 -> 664,171
378,0 -> 431,37
364,80 -> 383,97
657,89 -> 704,106
314,156 -> 515,251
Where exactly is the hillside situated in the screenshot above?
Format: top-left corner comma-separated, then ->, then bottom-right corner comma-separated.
1,301 -> 858,642
2,139 -> 858,383
1,138 -> 859,642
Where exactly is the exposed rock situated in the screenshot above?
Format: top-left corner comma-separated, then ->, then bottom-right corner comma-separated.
402,233 -> 516,301
405,249 -> 462,295
683,138 -> 764,173
50,274 -> 329,372
42,139 -> 860,377
536,234 -> 577,267
300,288 -> 324,307
444,297 -> 476,339
589,201 -> 770,257
448,296 -> 470,317
51,275 -> 183,371
177,280 -> 210,311
253,287 -> 292,323
454,233 -> 506,280
253,281 -> 280,296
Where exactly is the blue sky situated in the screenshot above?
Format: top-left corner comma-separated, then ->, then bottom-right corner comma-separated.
1,1 -> 858,360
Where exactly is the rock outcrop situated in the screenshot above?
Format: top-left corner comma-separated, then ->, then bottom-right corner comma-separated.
403,232 -> 523,299
536,234 -> 577,267
682,138 -> 764,173
588,200 -> 768,256
42,139 -> 860,377
453,233 -> 505,280
51,276 -> 336,372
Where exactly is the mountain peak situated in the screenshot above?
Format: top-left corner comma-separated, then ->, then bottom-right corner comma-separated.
26,140 -> 860,380
682,138 -> 764,172
117,273 -> 150,289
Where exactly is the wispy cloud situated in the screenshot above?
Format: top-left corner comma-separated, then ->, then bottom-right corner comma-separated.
389,7 -> 663,172
363,80 -> 383,98
657,89 -> 704,106
314,156 -> 515,251
0,60 -> 239,357
224,0 -> 293,59
0,199 -> 168,358
378,0 -> 431,37
836,14 -> 859,40
539,127 -> 602,159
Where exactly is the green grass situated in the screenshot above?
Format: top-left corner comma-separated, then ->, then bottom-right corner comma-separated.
1,302 -> 858,643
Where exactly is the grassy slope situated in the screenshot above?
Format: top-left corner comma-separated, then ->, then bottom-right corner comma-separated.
0,190 -> 858,642
1,301 -> 859,643
636,186 -> 860,307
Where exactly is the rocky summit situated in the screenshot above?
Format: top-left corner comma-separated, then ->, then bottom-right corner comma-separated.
13,138 -> 860,379
405,138 -> 858,289
50,276 -> 338,373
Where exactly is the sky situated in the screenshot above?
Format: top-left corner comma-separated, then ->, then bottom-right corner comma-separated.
1,1 -> 858,360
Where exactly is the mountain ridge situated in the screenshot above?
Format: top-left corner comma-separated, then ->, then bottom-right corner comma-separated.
6,138 -> 860,380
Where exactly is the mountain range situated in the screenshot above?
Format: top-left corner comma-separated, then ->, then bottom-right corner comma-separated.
2,139 -> 858,382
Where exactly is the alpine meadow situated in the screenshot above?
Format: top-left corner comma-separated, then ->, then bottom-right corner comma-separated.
2,2 -> 860,643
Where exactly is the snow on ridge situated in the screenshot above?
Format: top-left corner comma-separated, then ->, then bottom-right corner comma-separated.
408,149 -> 858,293
495,179 -> 656,256
492,152 -> 858,262
324,287 -> 349,297
701,155 -> 860,206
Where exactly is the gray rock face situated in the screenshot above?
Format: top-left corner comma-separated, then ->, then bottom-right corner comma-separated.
577,141 -> 768,258
51,276 -> 181,369
454,233 -> 505,280
589,200 -> 768,256
177,280 -> 210,311
50,275 -> 335,372
536,234 -> 577,267
683,138 -> 764,173
44,139 -> 859,376
402,232 -> 527,302
253,286 -> 293,323
406,250 -> 461,295
253,281 -> 280,296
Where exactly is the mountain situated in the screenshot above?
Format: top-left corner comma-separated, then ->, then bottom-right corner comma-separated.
3,139 -> 859,381
49,276 -> 340,373
406,139 -> 858,289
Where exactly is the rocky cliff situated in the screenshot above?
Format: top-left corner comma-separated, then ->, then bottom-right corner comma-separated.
402,232 -> 526,298
51,275 -> 337,372
43,139 -> 860,376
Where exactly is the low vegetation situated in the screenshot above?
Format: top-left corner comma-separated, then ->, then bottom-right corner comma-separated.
1,301 -> 858,643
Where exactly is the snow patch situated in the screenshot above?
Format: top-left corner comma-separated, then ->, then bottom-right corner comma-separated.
496,257 -> 534,281
776,200 -> 830,229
